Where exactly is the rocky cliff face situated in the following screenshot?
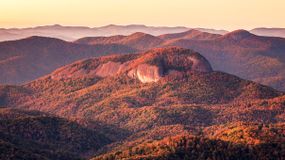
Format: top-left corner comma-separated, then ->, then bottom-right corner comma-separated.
127,64 -> 163,83
93,47 -> 213,83
51,47 -> 213,83
94,61 -> 122,77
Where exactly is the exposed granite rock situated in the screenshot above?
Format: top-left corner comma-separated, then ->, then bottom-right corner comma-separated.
128,64 -> 163,83
51,47 -> 213,83
94,61 -> 122,77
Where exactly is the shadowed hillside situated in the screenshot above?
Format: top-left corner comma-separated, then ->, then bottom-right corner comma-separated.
162,30 -> 285,91
0,108 -> 112,159
0,36 -> 136,84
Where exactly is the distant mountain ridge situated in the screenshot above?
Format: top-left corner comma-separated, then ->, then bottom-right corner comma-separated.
2,28 -> 285,92
164,30 -> 285,91
2,24 -> 285,43
76,32 -> 164,50
0,36 -> 137,84
250,27 -> 285,38
75,29 -> 285,91
0,24 -> 228,42
159,29 -> 222,41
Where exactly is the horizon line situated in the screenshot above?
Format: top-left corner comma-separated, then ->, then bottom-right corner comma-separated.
1,23 -> 285,31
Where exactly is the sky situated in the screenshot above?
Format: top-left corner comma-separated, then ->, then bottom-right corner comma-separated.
0,0 -> 285,30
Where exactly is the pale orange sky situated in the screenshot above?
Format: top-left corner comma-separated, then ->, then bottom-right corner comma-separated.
0,0 -> 285,30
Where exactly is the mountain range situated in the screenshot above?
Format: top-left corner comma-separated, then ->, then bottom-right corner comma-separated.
1,47 -> 284,159
0,36 -> 136,84
0,24 -> 227,42
1,24 -> 285,159
2,24 -> 285,43
161,29 -> 285,91
1,28 -> 285,92
250,27 -> 285,38
76,29 -> 285,91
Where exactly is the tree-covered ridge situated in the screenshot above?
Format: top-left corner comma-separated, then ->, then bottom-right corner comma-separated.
0,47 -> 284,159
0,108 -> 111,159
95,123 -> 285,160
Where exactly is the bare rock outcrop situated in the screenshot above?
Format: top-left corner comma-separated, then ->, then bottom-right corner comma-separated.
94,61 -> 122,77
128,64 -> 163,83
51,47 -> 213,83
92,47 -> 213,83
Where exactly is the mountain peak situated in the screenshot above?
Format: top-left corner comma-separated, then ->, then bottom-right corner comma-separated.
221,29 -> 254,40
126,24 -> 147,28
19,36 -> 66,44
230,29 -> 251,35
51,47 -> 213,83
129,32 -> 154,38
184,29 -> 203,34
51,24 -> 62,27
159,29 -> 221,41
34,24 -> 63,29
25,35 -> 57,40
134,47 -> 213,75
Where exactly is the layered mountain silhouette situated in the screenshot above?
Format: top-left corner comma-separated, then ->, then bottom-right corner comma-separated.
250,27 -> 285,38
0,36 -> 136,84
2,24 -> 285,42
76,29 -> 221,49
0,24 -> 228,42
2,28 -> 285,91
75,30 -> 221,50
164,30 -> 285,91
159,29 -> 221,41
75,29 -> 285,91
0,47 -> 284,159
0,30 -> 25,42
76,32 -> 164,50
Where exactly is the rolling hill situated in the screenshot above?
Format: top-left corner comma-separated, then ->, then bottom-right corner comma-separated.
3,28 -> 285,92
75,32 -> 164,50
251,27 -> 285,38
0,24 -> 228,42
95,123 -> 285,160
165,30 -> 285,91
0,36 -> 136,84
75,30 -> 221,50
0,47 -> 284,159
159,29 -> 221,41
75,29 -> 285,91
0,108 -> 111,160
